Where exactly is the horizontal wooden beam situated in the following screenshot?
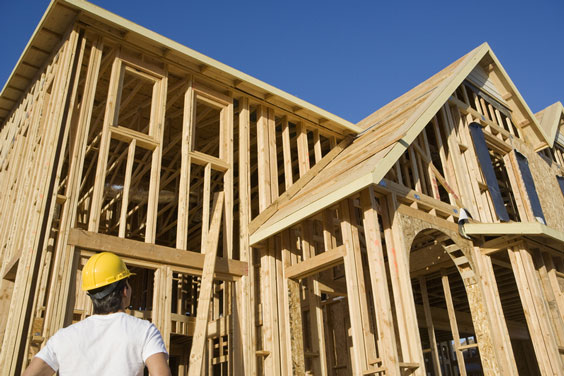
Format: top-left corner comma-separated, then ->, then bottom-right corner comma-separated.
376,179 -> 461,221
68,228 -> 247,279
111,126 -> 158,150
464,222 -> 564,243
285,245 -> 345,280
396,203 -> 459,233
480,235 -> 521,255
189,150 -> 229,172
166,314 -> 229,340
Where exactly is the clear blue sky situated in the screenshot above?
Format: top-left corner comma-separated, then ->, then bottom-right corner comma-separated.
1,0 -> 562,123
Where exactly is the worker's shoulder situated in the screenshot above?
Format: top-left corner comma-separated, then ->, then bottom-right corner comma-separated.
119,312 -> 155,328
111,312 -> 161,336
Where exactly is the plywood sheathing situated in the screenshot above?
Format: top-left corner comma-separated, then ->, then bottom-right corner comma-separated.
535,102 -> 564,148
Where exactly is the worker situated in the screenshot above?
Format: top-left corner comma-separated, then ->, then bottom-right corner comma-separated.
23,252 -> 171,376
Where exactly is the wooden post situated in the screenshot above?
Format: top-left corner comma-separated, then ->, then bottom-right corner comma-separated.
339,199 -> 369,374
381,194 -> 425,375
300,221 -> 327,376
281,229 -> 305,375
508,243 -> 564,374
176,77 -> 194,251
144,69 -> 167,243
360,187 -> 400,375
236,96 -> 255,374
87,53 -> 123,232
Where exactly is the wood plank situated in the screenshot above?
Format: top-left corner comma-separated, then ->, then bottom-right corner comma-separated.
118,139 -> 136,237
284,245 -> 345,280
67,228 -> 246,278
176,78 -> 194,250
257,104 -> 272,211
441,272 -> 467,376
87,53 -> 123,232
200,163 -> 211,251
110,126 -> 158,150
280,230 -> 304,375
41,36 -> 104,344
281,117 -> 293,190
382,194 -> 424,373
412,140 -> 462,207
300,221 -> 327,376
189,150 -> 230,172
188,192 -> 224,376
360,187 -> 400,376
1,29 -> 81,373
296,122 -> 310,177
235,96 -> 255,374
144,69 -> 167,243
508,245 -> 558,375
340,200 -> 368,374
419,276 -> 442,376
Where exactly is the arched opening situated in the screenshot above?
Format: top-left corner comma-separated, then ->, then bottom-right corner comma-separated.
409,229 -> 483,375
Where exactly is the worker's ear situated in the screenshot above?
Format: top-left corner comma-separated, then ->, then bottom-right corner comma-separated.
122,280 -> 131,297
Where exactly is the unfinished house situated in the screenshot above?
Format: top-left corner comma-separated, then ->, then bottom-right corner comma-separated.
1,1 -> 564,375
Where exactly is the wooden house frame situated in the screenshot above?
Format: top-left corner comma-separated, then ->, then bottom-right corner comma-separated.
1,1 -> 563,375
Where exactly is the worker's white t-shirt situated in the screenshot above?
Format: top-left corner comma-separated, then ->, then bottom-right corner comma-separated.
36,312 -> 167,376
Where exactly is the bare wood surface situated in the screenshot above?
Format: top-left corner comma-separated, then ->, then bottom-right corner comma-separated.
67,228 -> 246,278
188,192 -> 224,376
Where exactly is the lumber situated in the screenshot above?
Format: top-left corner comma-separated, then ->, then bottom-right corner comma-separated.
419,277 -> 442,376
188,192 -> 224,376
360,187 -> 400,375
67,228 -> 246,278
284,245 -> 345,280
2,5 -> 564,375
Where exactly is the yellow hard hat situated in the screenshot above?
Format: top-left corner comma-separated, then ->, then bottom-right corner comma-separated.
82,252 -> 133,291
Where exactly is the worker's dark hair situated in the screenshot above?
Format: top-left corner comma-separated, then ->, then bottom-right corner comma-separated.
89,278 -> 128,314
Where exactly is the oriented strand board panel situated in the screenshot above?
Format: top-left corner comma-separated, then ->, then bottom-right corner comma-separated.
514,138 -> 564,232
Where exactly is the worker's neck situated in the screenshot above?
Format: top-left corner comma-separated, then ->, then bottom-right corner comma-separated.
96,308 -> 126,315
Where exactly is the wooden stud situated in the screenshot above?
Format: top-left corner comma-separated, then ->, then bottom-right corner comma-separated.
419,276 -> 442,376
441,271 -> 467,376
360,187 -> 400,376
